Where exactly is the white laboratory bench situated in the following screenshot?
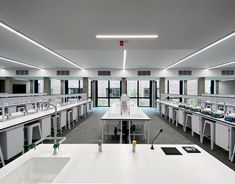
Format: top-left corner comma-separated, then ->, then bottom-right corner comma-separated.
101,102 -> 150,143
0,100 -> 92,161
0,144 -> 235,184
156,100 -> 235,161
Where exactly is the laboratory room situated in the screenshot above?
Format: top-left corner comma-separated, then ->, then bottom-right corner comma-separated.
0,0 -> 235,183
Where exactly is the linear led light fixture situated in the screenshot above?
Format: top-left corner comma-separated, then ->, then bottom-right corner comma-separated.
0,21 -> 84,70
164,31 -> 235,70
96,35 -> 158,39
0,56 -> 42,69
123,49 -> 127,70
207,60 -> 235,70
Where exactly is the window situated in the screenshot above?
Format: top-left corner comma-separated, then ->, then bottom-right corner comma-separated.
127,80 -> 151,107
168,80 -> 179,94
205,80 -> 211,94
127,80 -> 138,105
68,80 -> 79,94
68,80 -> 83,94
88,79 -> 91,98
38,80 -> 44,93
51,79 -> 60,94
97,80 -> 120,106
187,80 -> 198,95
139,80 -> 150,106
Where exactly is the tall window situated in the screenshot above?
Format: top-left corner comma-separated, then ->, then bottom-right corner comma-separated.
139,80 -> 150,106
109,80 -> 121,105
38,80 -> 44,93
127,80 -> 151,107
168,80 -> 179,94
68,80 -> 83,94
127,80 -> 138,106
205,80 -> 211,94
98,80 -> 108,106
97,80 -> 120,107
51,79 -> 60,95
187,80 -> 198,95
88,79 -> 91,98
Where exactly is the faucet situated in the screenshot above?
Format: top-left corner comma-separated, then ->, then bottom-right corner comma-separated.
18,107 -> 27,115
48,102 -> 66,155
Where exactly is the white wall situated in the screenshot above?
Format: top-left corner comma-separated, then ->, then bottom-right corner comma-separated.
219,80 -> 235,95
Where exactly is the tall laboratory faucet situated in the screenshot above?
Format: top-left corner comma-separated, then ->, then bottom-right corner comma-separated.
47,102 -> 66,155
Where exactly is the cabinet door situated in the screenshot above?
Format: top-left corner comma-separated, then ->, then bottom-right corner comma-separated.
60,111 -> 67,128
178,110 -> 185,126
169,107 -> 173,119
192,115 -> 200,135
161,104 -> 165,115
41,117 -> 51,138
72,107 -> 78,121
0,126 -> 24,160
215,123 -> 229,151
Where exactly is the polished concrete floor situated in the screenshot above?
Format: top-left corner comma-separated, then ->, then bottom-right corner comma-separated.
63,107 -> 235,171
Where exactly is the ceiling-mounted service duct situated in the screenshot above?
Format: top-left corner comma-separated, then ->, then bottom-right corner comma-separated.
98,71 -> 111,76
178,70 -> 192,76
138,71 -> 151,76
57,70 -> 70,76
221,70 -> 234,76
16,70 -> 29,75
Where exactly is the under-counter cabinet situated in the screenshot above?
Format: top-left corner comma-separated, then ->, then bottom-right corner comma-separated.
178,110 -> 185,126
168,106 -> 173,122
191,115 -> 201,136
215,122 -> 230,151
40,116 -> 51,138
0,125 -> 24,160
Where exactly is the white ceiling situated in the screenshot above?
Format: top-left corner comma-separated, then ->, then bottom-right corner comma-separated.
0,0 -> 235,69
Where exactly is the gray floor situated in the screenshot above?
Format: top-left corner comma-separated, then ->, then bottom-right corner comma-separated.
63,107 -> 235,171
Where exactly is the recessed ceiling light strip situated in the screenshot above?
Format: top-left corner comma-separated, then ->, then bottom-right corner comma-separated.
96,35 -> 158,39
0,21 -> 84,69
123,49 -> 127,70
164,31 -> 235,70
207,60 -> 235,70
0,56 -> 42,69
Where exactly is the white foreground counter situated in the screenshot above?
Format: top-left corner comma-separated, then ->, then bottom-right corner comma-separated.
0,144 -> 235,184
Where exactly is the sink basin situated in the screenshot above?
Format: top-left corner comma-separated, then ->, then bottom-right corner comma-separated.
0,157 -> 70,184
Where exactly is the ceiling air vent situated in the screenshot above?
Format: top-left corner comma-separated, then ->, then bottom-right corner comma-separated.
178,70 -> 192,76
16,70 -> 29,75
98,71 -> 111,76
221,70 -> 234,76
138,71 -> 151,76
57,70 -> 70,76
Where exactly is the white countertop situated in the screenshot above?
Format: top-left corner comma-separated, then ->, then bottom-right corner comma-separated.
0,100 -> 91,131
0,144 -> 235,184
101,102 -> 150,121
156,100 -> 235,126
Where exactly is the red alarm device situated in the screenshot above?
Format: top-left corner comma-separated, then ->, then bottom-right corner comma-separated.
120,40 -> 124,47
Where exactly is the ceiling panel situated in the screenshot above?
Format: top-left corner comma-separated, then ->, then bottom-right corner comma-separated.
0,0 -> 235,69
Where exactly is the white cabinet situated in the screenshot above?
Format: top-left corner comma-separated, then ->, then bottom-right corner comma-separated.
168,107 -> 173,120
0,125 -> 24,160
161,104 -> 165,116
72,107 -> 78,122
215,122 -> 230,151
178,110 -> 185,126
60,111 -> 67,128
192,115 -> 201,135
40,116 -> 51,138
